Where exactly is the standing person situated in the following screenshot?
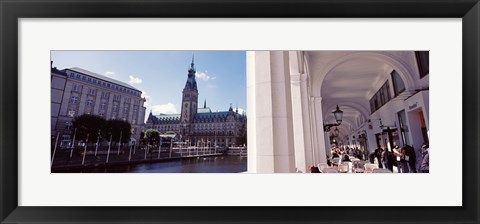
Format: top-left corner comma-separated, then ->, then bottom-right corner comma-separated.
369,151 -> 376,163
375,147 -> 384,168
421,144 -> 429,173
400,146 -> 409,173
392,145 -> 402,173
406,145 -> 417,173
382,148 -> 393,172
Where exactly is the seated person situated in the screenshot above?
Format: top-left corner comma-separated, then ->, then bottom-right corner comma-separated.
308,166 -> 321,173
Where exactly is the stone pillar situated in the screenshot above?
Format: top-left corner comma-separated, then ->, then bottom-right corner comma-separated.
300,74 -> 314,168
105,93 -> 115,119
93,90 -> 101,115
247,51 -> 296,173
309,97 -> 318,165
290,73 -> 307,172
312,97 -> 327,164
128,99 -> 135,123
246,51 -> 257,172
77,87 -> 86,115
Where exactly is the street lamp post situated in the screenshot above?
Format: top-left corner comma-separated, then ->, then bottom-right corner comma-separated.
324,105 -> 344,132
82,134 -> 89,165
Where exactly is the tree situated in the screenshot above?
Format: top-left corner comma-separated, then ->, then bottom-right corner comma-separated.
143,129 -> 160,145
140,131 -> 146,145
105,119 -> 131,143
72,114 -> 106,142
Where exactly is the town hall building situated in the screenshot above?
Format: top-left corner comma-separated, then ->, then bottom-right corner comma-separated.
146,57 -> 247,147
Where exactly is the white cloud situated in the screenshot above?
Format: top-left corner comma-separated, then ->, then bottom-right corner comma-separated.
195,71 -> 216,81
152,103 -> 177,114
104,71 -> 115,77
128,75 -> 142,84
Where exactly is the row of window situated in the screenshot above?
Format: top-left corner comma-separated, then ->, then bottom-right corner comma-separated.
72,84 -> 141,104
70,94 -> 141,106
69,99 -> 139,113
66,109 -> 138,124
368,51 -> 428,114
69,71 -> 141,97
369,69 -> 408,113
369,81 -> 392,114
153,123 -> 238,131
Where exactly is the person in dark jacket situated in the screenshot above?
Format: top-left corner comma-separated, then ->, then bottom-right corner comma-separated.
381,148 -> 394,172
374,147 -> 384,168
405,145 -> 417,173
369,151 -> 376,163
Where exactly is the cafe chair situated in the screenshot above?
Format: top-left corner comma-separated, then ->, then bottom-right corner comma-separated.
364,163 -> 379,173
321,168 -> 339,173
352,160 -> 367,173
317,163 -> 330,171
372,168 -> 392,173
338,163 -> 349,173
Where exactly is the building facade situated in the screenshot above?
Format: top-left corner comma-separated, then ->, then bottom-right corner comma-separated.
247,51 -> 429,173
146,58 -> 247,147
51,65 -> 146,143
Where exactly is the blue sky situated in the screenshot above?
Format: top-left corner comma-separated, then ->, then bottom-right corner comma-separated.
51,51 -> 246,121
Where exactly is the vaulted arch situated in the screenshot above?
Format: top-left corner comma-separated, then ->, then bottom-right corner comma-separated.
312,51 -> 417,97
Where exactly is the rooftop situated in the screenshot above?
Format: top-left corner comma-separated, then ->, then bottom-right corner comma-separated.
65,67 -> 140,91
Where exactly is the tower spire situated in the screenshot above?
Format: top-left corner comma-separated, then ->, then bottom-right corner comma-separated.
191,54 -> 195,68
204,99 -> 206,108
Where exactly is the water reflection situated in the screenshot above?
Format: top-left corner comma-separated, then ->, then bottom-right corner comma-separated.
74,155 -> 247,173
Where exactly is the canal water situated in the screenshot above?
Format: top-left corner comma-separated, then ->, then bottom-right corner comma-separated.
72,155 -> 247,173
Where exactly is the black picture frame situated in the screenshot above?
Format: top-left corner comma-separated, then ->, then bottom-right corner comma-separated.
1,0 -> 479,223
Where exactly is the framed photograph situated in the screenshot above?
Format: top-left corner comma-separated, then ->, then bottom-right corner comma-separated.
1,0 -> 479,223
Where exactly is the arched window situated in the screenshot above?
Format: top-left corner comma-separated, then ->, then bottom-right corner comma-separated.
391,70 -> 405,96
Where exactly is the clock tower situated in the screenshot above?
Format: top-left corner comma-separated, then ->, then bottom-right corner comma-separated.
180,55 -> 199,125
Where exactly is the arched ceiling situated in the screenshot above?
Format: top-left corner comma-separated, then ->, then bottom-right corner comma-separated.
306,51 -> 396,139
320,57 -> 391,108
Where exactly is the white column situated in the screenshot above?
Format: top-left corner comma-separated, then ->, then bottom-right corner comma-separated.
300,75 -> 314,168
312,97 -> 327,164
290,73 -> 307,172
309,97 -> 319,165
246,51 -> 257,172
324,131 -> 331,156
288,51 -> 306,172
247,51 -> 296,173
